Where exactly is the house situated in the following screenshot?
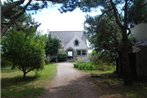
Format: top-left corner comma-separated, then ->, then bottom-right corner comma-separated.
131,23 -> 147,80
49,31 -> 88,60
116,23 -> 147,80
131,41 -> 147,80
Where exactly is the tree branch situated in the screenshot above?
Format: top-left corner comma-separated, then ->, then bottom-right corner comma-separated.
2,0 -> 25,15
99,8 -> 113,20
109,0 -> 123,29
26,68 -> 34,74
124,0 -> 128,28
1,0 -> 32,36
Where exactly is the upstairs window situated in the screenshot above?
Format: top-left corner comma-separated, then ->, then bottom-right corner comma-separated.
74,40 -> 79,46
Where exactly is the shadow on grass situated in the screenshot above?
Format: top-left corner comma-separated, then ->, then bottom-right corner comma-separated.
1,76 -> 46,98
90,73 -> 147,98
2,86 -> 45,98
2,76 -> 38,89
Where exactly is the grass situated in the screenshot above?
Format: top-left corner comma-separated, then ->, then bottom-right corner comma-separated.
1,64 -> 57,98
85,70 -> 147,98
74,62 -> 147,98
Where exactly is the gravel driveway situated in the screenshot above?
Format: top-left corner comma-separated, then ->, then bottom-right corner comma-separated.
38,62 -> 100,98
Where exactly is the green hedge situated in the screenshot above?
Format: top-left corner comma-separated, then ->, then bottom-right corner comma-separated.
74,62 -> 97,70
74,62 -> 114,71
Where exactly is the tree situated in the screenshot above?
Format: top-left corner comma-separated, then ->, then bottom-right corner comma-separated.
1,14 -> 46,78
2,29 -> 46,78
45,35 -> 61,62
84,15 -> 122,63
60,0 -> 147,85
2,0 -> 147,85
1,0 -> 68,35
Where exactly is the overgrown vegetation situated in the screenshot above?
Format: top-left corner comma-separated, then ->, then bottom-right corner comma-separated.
45,36 -> 67,63
57,50 -> 67,62
60,0 -> 147,85
45,35 -> 61,58
1,64 -> 56,98
74,61 -> 114,72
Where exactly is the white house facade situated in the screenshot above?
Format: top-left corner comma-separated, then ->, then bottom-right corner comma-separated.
49,31 -> 88,59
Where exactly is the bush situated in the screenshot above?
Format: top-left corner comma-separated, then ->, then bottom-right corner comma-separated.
74,62 -> 97,70
57,50 -> 67,62
89,54 -> 101,64
74,61 -> 114,71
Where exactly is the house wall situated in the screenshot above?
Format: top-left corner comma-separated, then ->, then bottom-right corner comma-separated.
64,35 -> 87,51
136,46 -> 147,80
64,35 -> 88,59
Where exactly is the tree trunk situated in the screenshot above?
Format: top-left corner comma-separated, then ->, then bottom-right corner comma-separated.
121,30 -> 133,85
23,71 -> 27,79
121,47 -> 133,85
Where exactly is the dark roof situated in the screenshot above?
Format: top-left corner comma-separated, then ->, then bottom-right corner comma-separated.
49,31 -> 85,46
135,40 -> 147,46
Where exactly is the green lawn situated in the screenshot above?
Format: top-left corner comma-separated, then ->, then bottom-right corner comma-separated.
1,64 -> 57,98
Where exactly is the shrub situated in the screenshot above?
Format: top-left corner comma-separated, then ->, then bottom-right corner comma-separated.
74,61 -> 114,71
74,62 -> 97,70
57,50 -> 67,62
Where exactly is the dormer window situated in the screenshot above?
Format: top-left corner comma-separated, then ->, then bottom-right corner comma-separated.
74,40 -> 79,46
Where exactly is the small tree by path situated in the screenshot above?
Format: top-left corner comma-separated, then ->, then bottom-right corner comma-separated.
2,30 -> 46,79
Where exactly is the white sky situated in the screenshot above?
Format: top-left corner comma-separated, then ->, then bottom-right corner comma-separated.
31,4 -> 102,34
1,0 -> 101,34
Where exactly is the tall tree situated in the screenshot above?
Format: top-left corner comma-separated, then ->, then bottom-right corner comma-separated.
45,35 -> 61,56
84,15 -> 122,63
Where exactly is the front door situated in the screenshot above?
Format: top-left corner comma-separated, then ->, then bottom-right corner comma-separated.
67,50 -> 73,59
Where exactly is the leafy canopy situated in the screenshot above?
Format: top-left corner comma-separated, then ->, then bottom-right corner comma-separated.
1,14 -> 46,78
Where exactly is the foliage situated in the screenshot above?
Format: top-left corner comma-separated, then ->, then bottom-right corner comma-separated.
1,54 -> 13,67
74,62 -> 97,70
89,51 -> 102,64
1,64 -> 56,98
45,35 -> 61,56
74,61 -> 114,71
60,0 -> 147,85
84,15 -> 122,63
57,49 -> 67,62
1,0 -> 69,35
1,29 -> 46,78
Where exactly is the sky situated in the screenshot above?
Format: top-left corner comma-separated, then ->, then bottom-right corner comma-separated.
31,4 -> 102,34
1,0 -> 101,34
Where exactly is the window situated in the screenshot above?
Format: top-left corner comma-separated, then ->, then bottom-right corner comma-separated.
74,40 -> 79,46
77,50 -> 87,56
77,50 -> 81,56
82,50 -> 86,55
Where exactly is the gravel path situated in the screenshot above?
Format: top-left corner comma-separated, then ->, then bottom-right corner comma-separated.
38,62 -> 100,98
